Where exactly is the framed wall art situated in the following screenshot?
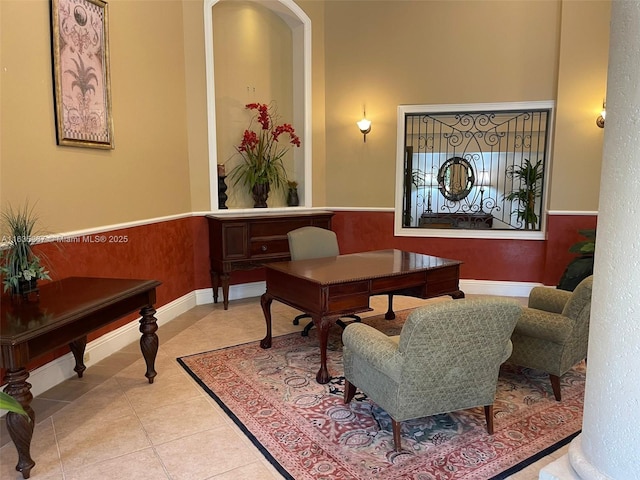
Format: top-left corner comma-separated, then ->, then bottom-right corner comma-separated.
51,0 -> 114,149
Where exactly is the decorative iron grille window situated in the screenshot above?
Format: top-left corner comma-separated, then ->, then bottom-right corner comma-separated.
396,102 -> 553,237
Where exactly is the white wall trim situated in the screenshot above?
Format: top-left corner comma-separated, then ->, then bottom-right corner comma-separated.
19,212 -> 199,247
10,207 -> 597,249
547,210 -> 598,216
327,206 -> 395,212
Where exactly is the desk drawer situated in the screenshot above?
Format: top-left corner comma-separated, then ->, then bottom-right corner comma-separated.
251,218 -> 328,237
250,238 -> 289,258
326,281 -> 370,312
371,272 -> 425,293
425,266 -> 460,296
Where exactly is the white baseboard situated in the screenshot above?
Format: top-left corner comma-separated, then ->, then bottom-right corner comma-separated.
194,281 -> 267,306
460,279 -> 541,297
4,279 -> 538,403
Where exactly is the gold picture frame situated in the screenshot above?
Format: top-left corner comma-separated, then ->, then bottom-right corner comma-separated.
51,0 -> 114,149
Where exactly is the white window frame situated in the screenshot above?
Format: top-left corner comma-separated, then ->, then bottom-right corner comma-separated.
394,101 -> 555,240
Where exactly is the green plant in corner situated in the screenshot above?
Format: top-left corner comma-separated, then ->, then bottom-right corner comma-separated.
504,158 -> 544,230
0,392 -> 30,419
558,229 -> 596,291
0,202 -> 51,294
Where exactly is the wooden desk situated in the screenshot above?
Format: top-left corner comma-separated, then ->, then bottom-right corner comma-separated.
0,277 -> 161,479
207,211 -> 333,309
259,249 -> 463,384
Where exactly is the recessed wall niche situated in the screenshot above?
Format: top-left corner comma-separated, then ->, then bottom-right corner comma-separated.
205,0 -> 312,210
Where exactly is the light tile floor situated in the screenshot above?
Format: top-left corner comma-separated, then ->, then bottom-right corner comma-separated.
1,295 -> 567,479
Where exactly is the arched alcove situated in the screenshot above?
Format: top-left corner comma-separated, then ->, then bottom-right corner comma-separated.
204,0 -> 312,210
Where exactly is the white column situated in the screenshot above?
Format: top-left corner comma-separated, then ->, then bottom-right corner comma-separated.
540,1 -> 640,478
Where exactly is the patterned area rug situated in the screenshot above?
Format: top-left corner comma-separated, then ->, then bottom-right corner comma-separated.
177,310 -> 584,480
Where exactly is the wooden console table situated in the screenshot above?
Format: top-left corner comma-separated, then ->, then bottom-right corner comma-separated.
207,210 -> 333,309
419,212 -> 493,229
0,277 -> 161,479
260,249 -> 463,383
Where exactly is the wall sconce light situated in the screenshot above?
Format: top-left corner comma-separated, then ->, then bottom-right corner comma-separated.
596,100 -> 606,128
357,108 -> 371,142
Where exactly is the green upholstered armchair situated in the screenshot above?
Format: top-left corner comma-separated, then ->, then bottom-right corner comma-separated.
507,275 -> 593,401
342,298 -> 521,452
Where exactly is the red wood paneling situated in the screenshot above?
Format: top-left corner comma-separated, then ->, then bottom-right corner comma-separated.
542,214 -> 598,286
5,210 -> 595,379
331,211 -> 597,285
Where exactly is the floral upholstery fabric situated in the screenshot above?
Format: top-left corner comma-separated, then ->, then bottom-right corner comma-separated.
508,276 -> 593,376
342,298 -> 521,423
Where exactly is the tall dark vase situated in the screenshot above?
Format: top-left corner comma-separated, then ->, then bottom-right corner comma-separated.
11,278 -> 39,301
287,187 -> 299,207
217,175 -> 228,209
252,182 -> 270,208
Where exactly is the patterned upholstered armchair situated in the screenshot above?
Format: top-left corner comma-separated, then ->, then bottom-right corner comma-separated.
342,298 -> 521,452
507,275 -> 593,401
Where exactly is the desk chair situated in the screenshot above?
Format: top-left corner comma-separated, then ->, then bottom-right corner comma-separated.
287,226 -> 361,336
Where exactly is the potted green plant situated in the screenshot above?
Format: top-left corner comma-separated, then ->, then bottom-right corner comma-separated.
0,391 -> 30,419
504,158 -> 543,230
229,102 -> 301,207
557,229 -> 596,291
0,202 -> 51,298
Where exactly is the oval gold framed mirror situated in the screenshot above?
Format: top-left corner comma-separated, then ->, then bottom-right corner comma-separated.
437,157 -> 475,201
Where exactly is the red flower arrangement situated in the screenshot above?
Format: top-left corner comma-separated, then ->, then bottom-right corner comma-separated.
229,102 -> 301,194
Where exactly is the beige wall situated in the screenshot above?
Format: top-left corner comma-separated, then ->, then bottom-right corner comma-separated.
321,0 -> 609,211
0,0 -> 610,234
0,0 -> 193,232
182,0 -> 211,212
323,0 -> 563,208
550,0 -> 610,211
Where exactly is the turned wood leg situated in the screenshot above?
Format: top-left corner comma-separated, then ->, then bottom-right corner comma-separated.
139,306 -> 159,384
344,380 -> 356,403
484,404 -> 494,434
315,316 -> 331,384
550,374 -> 562,401
4,368 -> 36,479
391,419 -> 402,452
452,290 -> 465,299
221,274 -> 230,310
260,293 -> 274,349
69,337 -> 87,378
385,294 -> 395,320
211,270 -> 220,304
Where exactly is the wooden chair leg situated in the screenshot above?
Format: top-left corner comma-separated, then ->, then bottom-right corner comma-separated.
344,380 -> 356,403
391,419 -> 402,451
484,405 -> 494,434
550,374 -> 562,401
